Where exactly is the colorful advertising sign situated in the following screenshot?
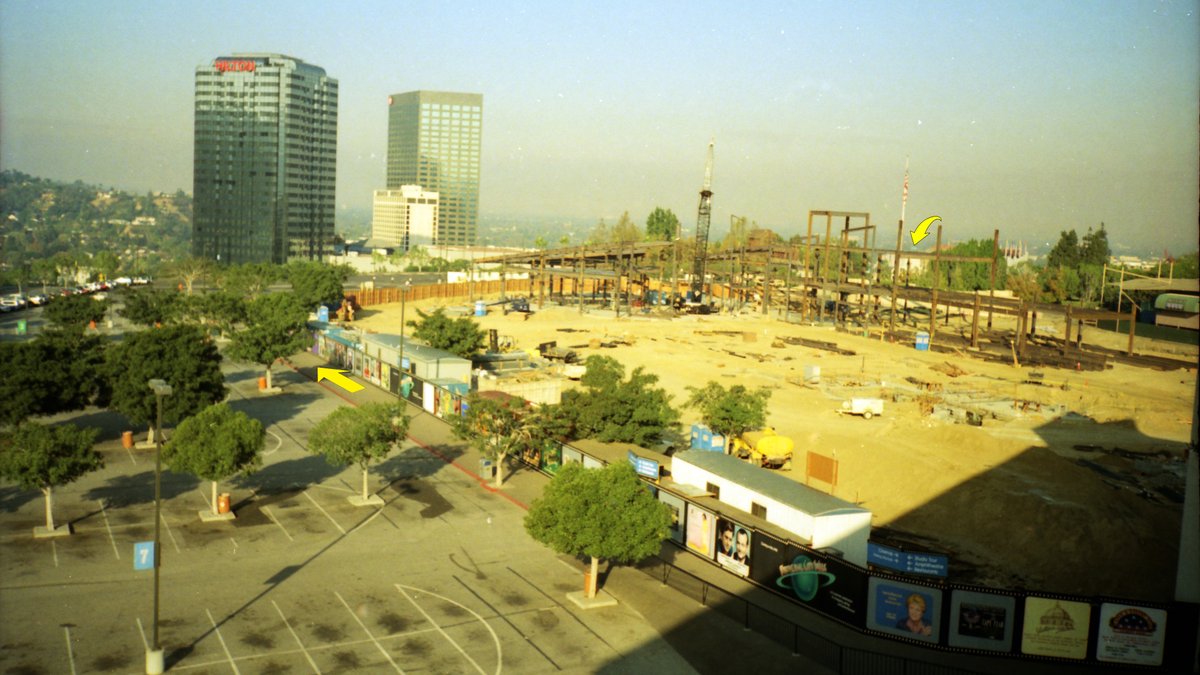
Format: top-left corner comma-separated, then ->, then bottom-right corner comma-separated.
685,504 -> 716,558
1096,603 -> 1166,666
1020,597 -> 1091,660
627,450 -> 659,479
658,491 -> 685,545
715,517 -> 751,577
751,533 -> 867,627
867,577 -> 942,643
947,589 -> 1016,652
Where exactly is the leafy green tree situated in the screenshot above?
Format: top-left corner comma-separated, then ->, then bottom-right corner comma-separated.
287,261 -> 351,309
1006,265 -> 1043,303
92,250 -> 121,280
1173,252 -> 1199,279
227,292 -> 310,389
119,288 -> 184,326
1046,230 -> 1081,270
1080,224 -> 1111,267
45,294 -> 108,331
513,403 -> 573,468
533,236 -> 548,250
0,331 -> 107,428
645,207 -> 681,242
183,291 -> 247,338
0,422 -> 102,532
686,381 -> 772,452
525,462 -> 671,598
1042,265 -> 1081,304
408,307 -> 486,358
450,393 -> 524,488
219,262 -> 279,299
588,219 -> 610,245
560,356 -> 678,446
105,324 -> 226,441
403,246 -> 431,272
307,402 -> 409,502
164,402 -> 264,516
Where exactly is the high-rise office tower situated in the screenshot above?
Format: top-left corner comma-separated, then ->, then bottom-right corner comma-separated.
372,186 -> 439,250
386,91 -> 482,247
193,54 -> 338,264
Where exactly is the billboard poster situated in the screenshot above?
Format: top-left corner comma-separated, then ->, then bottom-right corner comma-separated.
751,535 -> 866,627
562,446 -> 583,466
657,491 -> 685,545
685,504 -> 716,558
1020,597 -> 1091,660
1096,603 -> 1166,666
715,517 -> 751,577
947,589 -> 1016,652
867,577 -> 942,643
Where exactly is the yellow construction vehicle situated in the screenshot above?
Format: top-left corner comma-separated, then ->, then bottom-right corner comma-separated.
731,429 -> 794,470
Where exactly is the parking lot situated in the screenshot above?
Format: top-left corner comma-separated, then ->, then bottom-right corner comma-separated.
0,362 -> 693,674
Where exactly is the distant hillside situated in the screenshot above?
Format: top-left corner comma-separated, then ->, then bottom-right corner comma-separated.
0,170 -> 192,281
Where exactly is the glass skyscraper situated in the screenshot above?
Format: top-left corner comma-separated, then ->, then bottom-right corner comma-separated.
193,54 -> 337,264
386,91 -> 482,247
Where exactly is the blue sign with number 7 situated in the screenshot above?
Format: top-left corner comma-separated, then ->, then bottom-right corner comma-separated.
134,542 -> 155,571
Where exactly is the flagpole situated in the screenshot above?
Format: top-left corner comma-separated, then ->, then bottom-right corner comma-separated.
890,157 -> 909,335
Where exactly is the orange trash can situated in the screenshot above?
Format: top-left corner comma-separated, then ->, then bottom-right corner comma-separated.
257,377 -> 267,390
121,431 -> 134,449
217,493 -> 231,514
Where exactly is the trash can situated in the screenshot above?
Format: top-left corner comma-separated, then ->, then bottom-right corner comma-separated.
122,431 -> 134,449
257,377 -> 267,390
915,331 -> 930,351
217,493 -> 231,514
479,458 -> 495,477
474,300 -> 486,317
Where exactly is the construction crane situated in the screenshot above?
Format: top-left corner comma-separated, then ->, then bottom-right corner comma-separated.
690,139 -> 715,302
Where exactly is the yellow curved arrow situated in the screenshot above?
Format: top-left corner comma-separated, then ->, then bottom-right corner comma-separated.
910,215 -> 941,246
316,367 -> 364,393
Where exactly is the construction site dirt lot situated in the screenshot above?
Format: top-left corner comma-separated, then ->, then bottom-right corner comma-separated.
351,297 -> 1197,602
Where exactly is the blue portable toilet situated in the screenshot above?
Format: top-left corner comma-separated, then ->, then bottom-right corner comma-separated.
915,331 -> 930,351
474,300 -> 486,317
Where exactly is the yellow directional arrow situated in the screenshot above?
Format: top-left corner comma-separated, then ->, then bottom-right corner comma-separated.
910,215 -> 941,246
316,367 -> 363,393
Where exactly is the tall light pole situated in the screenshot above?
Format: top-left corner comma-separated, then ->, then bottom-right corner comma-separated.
146,379 -> 172,675
399,279 -> 411,384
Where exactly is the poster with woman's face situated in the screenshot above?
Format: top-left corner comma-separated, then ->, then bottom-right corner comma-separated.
867,577 -> 941,643
658,491 -> 685,545
685,504 -> 715,557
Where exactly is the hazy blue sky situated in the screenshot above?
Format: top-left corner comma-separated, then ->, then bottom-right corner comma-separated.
1,1 -> 1196,251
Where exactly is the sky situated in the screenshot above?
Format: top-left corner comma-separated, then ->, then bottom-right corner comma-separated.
1,1 -> 1197,253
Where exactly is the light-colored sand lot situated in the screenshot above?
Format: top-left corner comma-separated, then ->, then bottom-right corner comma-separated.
351,297 -> 1196,601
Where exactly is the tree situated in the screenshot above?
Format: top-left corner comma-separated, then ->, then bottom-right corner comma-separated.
645,207 -> 681,242
1043,266 -> 1081,304
1080,224 -> 1111,267
105,324 -> 226,441
307,402 -> 409,503
1006,265 -> 1042,303
287,261 -> 351,309
0,422 -> 102,533
183,291 -> 247,338
611,211 -> 641,243
167,257 -> 216,295
227,292 -> 311,389
0,330 -> 107,428
408,307 -> 486,358
1046,230 -> 1081,270
119,288 -> 184,326
525,462 -> 671,598
588,219 -> 609,245
404,246 -> 431,272
533,236 -> 548,250
163,403 -> 264,516
450,393 -> 524,488
45,294 -> 108,331
218,262 -> 279,299
560,356 -> 678,446
686,381 -> 772,452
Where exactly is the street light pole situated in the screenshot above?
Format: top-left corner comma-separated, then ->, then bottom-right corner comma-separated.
146,379 -> 172,675
399,279 -> 411,383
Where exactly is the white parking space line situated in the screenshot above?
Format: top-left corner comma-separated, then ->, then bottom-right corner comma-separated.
124,445 -> 138,465
264,429 -> 283,456
135,617 -> 149,650
230,537 -> 238,553
205,608 -> 242,675
196,488 -> 213,512
334,591 -> 405,673
51,540 -> 59,567
272,599 -> 321,674
303,491 -> 347,534
396,585 -> 496,675
261,506 -> 294,542
308,482 -> 355,494
160,512 -> 181,553
63,626 -> 77,675
98,500 -> 120,560
347,507 -> 387,535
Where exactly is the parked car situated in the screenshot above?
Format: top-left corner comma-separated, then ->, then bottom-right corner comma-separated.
27,294 -> 48,306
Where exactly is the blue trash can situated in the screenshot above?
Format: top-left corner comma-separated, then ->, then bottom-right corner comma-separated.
915,331 -> 930,351
474,300 -> 486,317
